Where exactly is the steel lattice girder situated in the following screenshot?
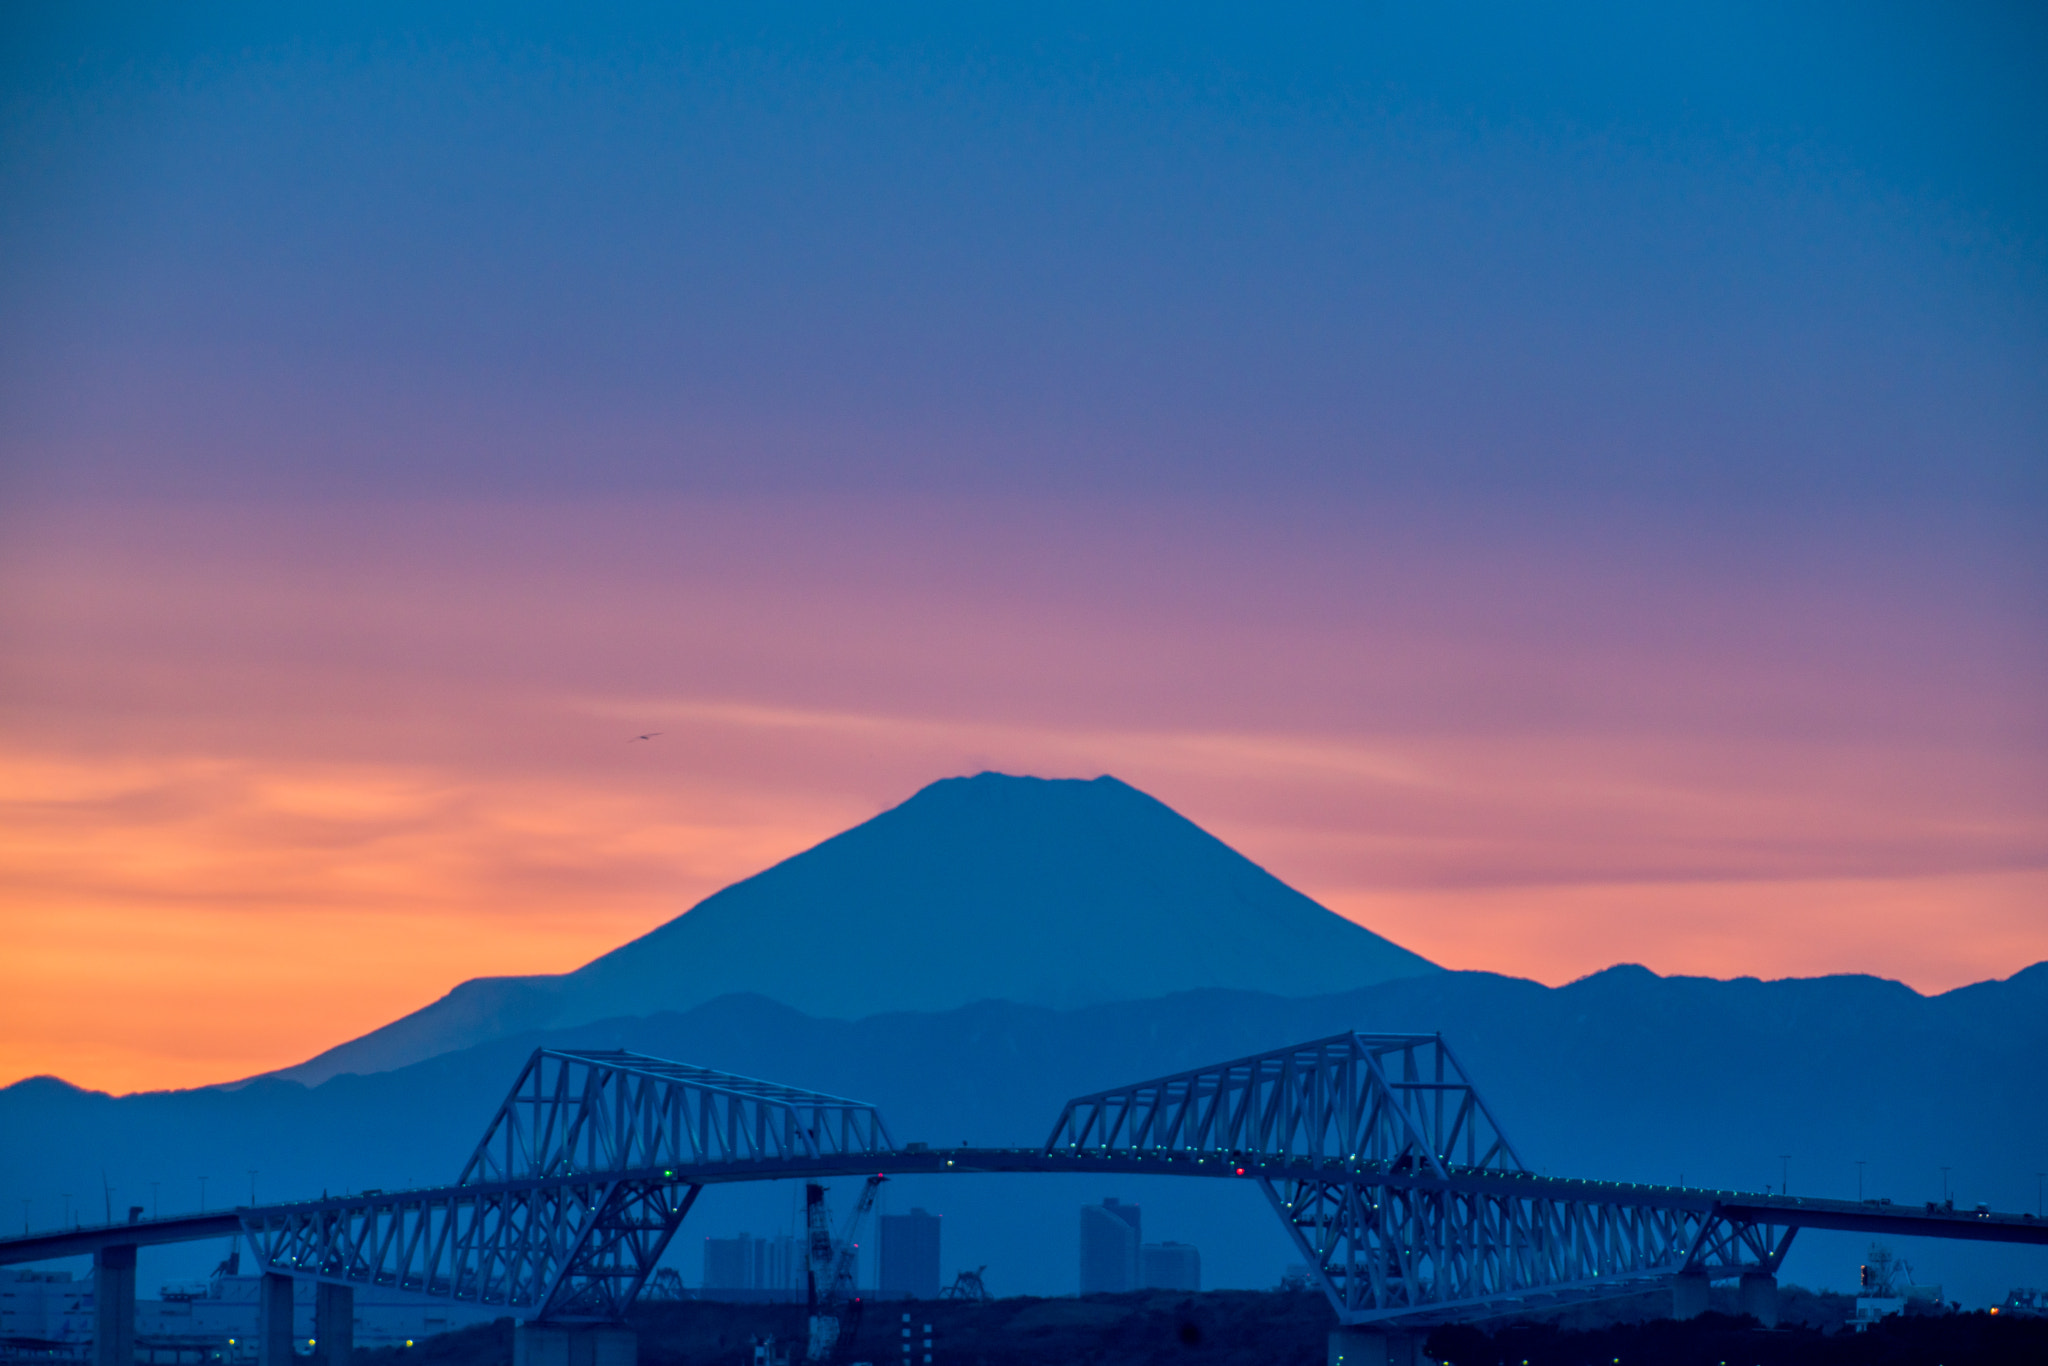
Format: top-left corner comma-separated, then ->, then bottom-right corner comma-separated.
1045,1032 -> 1521,1175
1046,1033 -> 1806,1327
1259,1173 -> 1795,1325
240,1179 -> 702,1322
211,1036 -> 2023,1333
462,1049 -> 895,1183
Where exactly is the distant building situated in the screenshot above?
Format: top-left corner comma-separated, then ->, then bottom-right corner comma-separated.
1140,1242 -> 1200,1292
1079,1198 -> 1141,1294
0,1268 -> 88,1343
702,1233 -> 805,1297
878,1208 -> 942,1299
0,1265 -> 493,1354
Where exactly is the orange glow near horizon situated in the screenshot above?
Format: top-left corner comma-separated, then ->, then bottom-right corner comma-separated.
2,499 -> 2042,1094
0,748 -> 854,1093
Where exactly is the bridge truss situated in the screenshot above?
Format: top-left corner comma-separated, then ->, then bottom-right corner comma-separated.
1049,1032 -> 1796,1324
244,1050 -> 893,1321
1264,1165 -> 1796,1323
6,1036 -> 2042,1334
1047,1033 -> 1521,1175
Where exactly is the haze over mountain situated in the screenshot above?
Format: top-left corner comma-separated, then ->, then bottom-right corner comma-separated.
9,770 -> 2043,1302
7,966 -> 2043,1302
271,773 -> 1436,1085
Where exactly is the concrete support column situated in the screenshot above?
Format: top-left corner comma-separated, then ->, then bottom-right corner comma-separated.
1671,1270 -> 1711,1319
1327,1328 -> 1419,1366
513,1324 -> 568,1366
258,1274 -> 296,1366
94,1245 -> 137,1366
513,1324 -> 634,1366
314,1284 -> 353,1366
1739,1272 -> 1779,1328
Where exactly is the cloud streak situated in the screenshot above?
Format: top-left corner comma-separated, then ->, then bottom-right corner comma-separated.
2,497 -> 2039,1092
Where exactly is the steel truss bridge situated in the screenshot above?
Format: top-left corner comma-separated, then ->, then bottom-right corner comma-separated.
5,1033 -> 2044,1359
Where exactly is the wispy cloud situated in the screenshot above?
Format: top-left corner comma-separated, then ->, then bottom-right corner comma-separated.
1,497 -> 2040,1092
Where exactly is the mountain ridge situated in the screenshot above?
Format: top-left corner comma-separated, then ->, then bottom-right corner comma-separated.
259,772 -> 1438,1087
7,963 -> 2043,1303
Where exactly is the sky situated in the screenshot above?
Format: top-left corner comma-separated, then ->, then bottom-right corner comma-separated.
1,2 -> 2044,1094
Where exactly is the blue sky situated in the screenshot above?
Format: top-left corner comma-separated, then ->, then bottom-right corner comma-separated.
2,3 -> 2045,1091
4,2 -> 2043,507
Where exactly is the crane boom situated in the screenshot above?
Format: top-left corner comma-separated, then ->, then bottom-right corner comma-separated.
829,1175 -> 885,1304
804,1176 -> 887,1364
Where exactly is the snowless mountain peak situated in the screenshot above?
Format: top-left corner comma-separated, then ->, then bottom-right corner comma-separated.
265,772 -> 1437,1085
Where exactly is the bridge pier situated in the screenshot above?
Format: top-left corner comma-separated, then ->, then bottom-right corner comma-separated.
315,1283 -> 353,1366
94,1245 -> 136,1366
513,1322 -> 635,1366
1327,1327 -> 1420,1366
259,1272 -> 296,1366
1671,1270 -> 1710,1319
1739,1272 -> 1778,1327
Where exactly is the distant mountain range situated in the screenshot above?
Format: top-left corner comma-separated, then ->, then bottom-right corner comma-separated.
267,773 -> 1437,1085
4,770 -> 2042,1304
4,967 -> 2043,1301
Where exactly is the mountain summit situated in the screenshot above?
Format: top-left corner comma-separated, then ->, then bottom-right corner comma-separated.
269,773 -> 1437,1084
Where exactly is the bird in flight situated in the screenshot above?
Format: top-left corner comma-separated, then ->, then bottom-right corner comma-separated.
629,732 -> 663,743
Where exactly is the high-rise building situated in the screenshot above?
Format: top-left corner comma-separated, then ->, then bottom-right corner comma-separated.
1078,1198 -> 1141,1294
1139,1242 -> 1200,1291
701,1233 -> 804,1295
878,1208 -> 942,1299
703,1237 -> 750,1291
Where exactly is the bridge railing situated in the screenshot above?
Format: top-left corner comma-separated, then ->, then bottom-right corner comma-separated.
241,1177 -> 702,1321
459,1049 -> 895,1184
1045,1032 -> 1523,1176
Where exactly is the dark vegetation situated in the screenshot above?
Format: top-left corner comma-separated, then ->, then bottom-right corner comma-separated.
346,1292 -> 1333,1366
1447,1282 -> 1855,1333
630,1290 -> 1331,1366
348,1293 -> 2048,1366
1426,1311 -> 2048,1365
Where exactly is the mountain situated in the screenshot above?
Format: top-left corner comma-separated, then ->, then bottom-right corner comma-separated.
269,773 -> 1438,1085
6,965 -> 2044,1303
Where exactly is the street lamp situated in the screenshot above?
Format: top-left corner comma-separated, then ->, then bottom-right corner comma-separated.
1855,1161 -> 1866,1202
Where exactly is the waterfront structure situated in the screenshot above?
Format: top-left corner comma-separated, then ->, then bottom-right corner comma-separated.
0,1264 -> 493,1360
1078,1199 -> 1140,1294
701,1234 -> 803,1297
877,1210 -> 940,1300
1139,1242 -> 1200,1292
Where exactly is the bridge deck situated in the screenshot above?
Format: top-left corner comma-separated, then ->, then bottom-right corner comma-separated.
5,1147 -> 2043,1268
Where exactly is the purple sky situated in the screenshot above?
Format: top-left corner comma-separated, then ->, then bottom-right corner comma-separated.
1,3 -> 2044,1090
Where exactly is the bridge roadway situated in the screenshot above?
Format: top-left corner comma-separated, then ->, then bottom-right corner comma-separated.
5,1037 -> 2045,1366
6,1147 -> 2045,1269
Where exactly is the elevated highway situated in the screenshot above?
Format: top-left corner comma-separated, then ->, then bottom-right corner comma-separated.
4,1036 -> 2042,1366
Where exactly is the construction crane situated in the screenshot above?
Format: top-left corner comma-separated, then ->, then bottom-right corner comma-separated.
941,1266 -> 992,1302
804,1175 -> 886,1364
